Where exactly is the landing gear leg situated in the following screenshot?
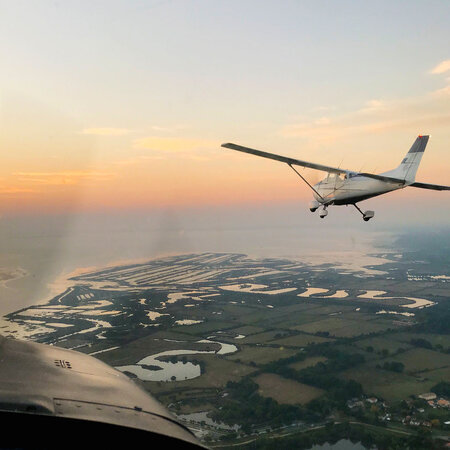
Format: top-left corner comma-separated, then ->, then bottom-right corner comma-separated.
319,205 -> 328,219
353,204 -> 375,222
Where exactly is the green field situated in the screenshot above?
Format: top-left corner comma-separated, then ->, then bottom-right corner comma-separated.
238,330 -> 288,344
289,356 -> 328,371
271,333 -> 334,347
354,336 -> 413,354
227,344 -> 297,365
254,373 -> 325,405
340,366 -> 437,401
392,332 -> 450,348
380,348 -> 450,374
229,325 -> 265,336
293,316 -> 393,338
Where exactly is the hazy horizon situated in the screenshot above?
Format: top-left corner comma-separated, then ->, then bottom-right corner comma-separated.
0,205 -> 447,316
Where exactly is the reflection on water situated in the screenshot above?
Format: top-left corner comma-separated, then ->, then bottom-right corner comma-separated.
116,340 -> 237,382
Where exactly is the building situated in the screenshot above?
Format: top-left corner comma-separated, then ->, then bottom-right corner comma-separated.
418,392 -> 437,401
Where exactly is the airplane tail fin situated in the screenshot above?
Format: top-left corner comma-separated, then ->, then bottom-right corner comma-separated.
384,135 -> 429,182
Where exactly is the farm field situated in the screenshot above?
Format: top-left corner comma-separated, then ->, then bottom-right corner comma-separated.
293,316 -> 395,338
254,373 -> 325,405
289,356 -> 328,371
391,332 -> 450,348
270,333 -> 334,347
2,250 -> 448,446
227,345 -> 297,365
379,347 -> 450,374
354,336 -> 414,354
340,366 -> 437,401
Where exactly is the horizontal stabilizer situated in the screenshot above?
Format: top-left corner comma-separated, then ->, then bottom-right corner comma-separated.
408,182 -> 450,191
222,143 -> 347,175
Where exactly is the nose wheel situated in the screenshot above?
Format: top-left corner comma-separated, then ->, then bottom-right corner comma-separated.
319,206 -> 328,218
353,204 -> 375,221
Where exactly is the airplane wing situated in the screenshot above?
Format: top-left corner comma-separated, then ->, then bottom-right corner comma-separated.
408,181 -> 450,191
222,143 -> 450,191
222,143 -> 348,175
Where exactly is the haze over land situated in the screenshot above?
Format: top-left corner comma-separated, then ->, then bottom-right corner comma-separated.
0,208 -> 446,316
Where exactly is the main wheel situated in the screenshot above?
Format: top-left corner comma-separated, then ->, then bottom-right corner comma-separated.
363,210 -> 375,221
319,208 -> 328,219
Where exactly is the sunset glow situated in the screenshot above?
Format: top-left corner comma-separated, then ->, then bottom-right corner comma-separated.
0,1 -> 448,222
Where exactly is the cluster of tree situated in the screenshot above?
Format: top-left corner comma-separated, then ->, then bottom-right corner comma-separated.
214,378 -> 308,431
377,361 -> 405,373
410,338 -> 433,349
413,302 -> 450,334
262,345 -> 365,402
431,381 -> 450,397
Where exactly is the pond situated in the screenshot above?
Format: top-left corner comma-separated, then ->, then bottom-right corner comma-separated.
308,439 -> 371,449
116,340 -> 238,382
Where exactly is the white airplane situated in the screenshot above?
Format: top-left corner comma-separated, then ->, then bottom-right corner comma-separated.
222,135 -> 449,221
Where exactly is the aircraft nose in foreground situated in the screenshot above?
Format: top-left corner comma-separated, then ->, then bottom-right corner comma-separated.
0,336 -> 206,449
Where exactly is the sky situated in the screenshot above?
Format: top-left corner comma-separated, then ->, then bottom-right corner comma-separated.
0,0 -> 448,222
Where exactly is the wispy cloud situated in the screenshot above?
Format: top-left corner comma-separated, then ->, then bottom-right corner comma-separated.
0,187 -> 37,195
149,124 -> 189,133
280,90 -> 450,145
432,85 -> 450,97
359,99 -> 387,114
14,170 -> 116,186
430,59 -> 450,75
133,136 -> 219,155
112,155 -> 166,166
80,128 -> 134,136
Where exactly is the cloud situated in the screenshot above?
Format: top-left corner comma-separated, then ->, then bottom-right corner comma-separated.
359,99 -> 387,114
432,85 -> 450,97
312,105 -> 336,112
14,170 -> 116,186
112,155 -> 166,166
430,59 -> 450,75
279,90 -> 450,145
133,136 -> 219,153
80,128 -> 133,136
149,124 -> 189,133
0,187 -> 37,195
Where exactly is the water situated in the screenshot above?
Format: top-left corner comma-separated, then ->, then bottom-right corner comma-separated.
115,340 -> 237,382
0,211 -> 393,316
308,439 -> 369,450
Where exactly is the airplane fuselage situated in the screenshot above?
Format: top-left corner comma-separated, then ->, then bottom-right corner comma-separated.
313,173 -> 404,206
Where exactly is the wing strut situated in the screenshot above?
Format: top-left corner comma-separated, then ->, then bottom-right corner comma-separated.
288,164 -> 324,201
